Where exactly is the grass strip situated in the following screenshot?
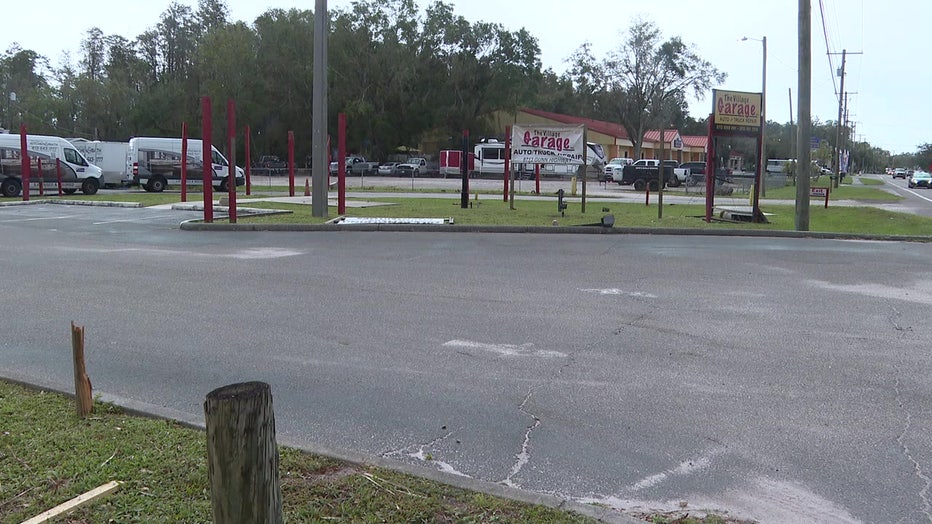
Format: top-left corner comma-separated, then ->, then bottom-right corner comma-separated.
0,380 -> 601,523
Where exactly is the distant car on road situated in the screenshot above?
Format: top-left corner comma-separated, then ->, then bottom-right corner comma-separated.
378,162 -> 399,176
893,168 -> 908,179
908,171 -> 931,188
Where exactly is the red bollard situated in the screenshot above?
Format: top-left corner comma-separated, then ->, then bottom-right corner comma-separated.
181,122 -> 188,203
37,157 -> 44,196
338,113 -> 346,215
56,158 -> 63,197
645,187 -> 650,206
201,96 -> 214,223
20,125 -> 29,202
304,178 -> 310,196
226,99 -> 237,224
245,125 -> 251,196
288,131 -> 295,197
535,164 -> 541,194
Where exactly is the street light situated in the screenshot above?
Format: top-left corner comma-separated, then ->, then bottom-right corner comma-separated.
742,35 -> 767,202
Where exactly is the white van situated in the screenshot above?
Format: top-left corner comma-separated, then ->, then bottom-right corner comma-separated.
0,134 -> 103,197
126,137 -> 245,192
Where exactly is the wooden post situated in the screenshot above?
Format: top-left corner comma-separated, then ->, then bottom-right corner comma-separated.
204,382 -> 283,524
71,322 -> 92,417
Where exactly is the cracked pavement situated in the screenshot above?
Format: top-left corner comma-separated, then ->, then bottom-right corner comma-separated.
1,205 -> 932,523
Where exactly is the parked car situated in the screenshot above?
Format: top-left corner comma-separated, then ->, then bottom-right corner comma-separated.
256,155 -> 287,175
378,162 -> 400,176
908,171 -> 931,188
893,168 -> 908,179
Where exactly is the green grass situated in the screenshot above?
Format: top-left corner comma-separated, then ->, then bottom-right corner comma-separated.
856,176 -> 884,186
0,381 -> 601,523
228,197 -> 932,237
761,179 -> 899,201
12,180 -> 930,238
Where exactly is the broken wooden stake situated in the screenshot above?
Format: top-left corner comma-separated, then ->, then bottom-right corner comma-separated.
71,321 -> 93,417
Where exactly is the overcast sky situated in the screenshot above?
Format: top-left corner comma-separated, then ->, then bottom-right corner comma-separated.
6,0 -> 927,154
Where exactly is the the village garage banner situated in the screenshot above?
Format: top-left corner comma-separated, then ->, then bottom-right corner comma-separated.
510,124 -> 585,165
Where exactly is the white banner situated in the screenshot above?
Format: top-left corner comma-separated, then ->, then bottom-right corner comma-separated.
511,124 -> 585,165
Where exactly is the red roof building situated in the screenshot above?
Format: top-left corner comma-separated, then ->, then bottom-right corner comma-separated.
490,108 -> 707,163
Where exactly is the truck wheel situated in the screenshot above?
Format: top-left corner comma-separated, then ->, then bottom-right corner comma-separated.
633,179 -> 647,191
413,169 -> 420,177
63,188 -> 78,195
1,178 -> 22,197
667,177 -> 681,188
219,177 -> 230,192
648,180 -> 660,192
148,177 -> 166,193
81,178 -> 100,195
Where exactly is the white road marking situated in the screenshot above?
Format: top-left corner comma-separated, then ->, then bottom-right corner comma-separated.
443,339 -> 567,358
0,215 -> 77,223
629,455 -> 713,491
53,246 -> 304,260
92,214 -> 179,225
580,288 -> 657,298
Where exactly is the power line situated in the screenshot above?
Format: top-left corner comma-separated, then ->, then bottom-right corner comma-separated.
818,0 -> 838,99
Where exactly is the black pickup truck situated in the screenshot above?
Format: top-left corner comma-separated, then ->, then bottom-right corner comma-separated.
617,159 -> 678,190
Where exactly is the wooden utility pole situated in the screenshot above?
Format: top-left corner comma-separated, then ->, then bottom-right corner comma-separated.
796,0 -> 811,231
833,49 -> 846,189
205,382 -> 283,524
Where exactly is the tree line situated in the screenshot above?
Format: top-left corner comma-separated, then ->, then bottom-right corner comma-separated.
0,0 -> 912,172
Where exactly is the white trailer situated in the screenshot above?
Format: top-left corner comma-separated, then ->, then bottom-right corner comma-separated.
69,139 -> 129,187
472,139 -> 606,178
0,134 -> 103,197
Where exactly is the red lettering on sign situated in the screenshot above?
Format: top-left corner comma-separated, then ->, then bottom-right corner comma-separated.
521,132 -> 571,152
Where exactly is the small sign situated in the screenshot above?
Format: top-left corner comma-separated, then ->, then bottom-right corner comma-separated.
810,186 -> 830,208
810,136 -> 820,150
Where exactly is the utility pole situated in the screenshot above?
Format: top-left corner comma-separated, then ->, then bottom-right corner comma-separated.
833,50 -> 846,189
760,36 -> 767,198
788,87 -> 795,171
796,0 -> 811,231
829,50 -> 861,188
311,0 -> 329,217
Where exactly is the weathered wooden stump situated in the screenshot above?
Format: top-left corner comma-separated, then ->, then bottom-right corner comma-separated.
204,381 -> 282,524
70,322 -> 92,417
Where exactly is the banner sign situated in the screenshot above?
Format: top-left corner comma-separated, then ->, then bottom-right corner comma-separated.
712,89 -> 762,135
510,124 -> 585,165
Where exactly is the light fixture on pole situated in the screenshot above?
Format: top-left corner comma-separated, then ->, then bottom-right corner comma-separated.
742,35 -> 767,205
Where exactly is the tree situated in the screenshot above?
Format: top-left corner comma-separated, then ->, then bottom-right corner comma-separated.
567,18 -> 725,158
916,143 -> 932,172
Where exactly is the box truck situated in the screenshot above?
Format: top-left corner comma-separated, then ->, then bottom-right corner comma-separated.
126,137 -> 245,192
69,139 -> 129,187
0,134 -> 103,197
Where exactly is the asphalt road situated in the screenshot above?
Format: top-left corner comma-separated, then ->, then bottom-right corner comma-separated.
1,202 -> 931,523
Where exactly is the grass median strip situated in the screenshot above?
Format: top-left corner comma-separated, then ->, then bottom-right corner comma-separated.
0,380 -> 602,523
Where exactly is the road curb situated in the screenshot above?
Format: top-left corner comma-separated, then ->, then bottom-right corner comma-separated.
0,199 -> 142,208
